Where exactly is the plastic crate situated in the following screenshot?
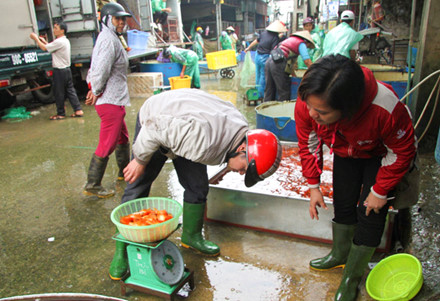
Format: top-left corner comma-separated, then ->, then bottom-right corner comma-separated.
127,30 -> 150,50
169,75 -> 191,89
206,50 -> 237,70
110,197 -> 182,243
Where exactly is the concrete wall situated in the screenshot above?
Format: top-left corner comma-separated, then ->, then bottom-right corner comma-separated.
379,0 -> 424,39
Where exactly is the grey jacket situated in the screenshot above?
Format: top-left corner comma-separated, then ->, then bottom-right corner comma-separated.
86,24 -> 130,106
133,89 -> 249,166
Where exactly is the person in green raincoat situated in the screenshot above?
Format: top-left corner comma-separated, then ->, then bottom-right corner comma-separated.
322,10 -> 364,60
163,45 -> 201,88
297,17 -> 324,69
219,31 -> 233,50
151,0 -> 171,33
192,26 -> 205,60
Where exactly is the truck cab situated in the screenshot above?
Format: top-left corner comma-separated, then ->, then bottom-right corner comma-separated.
0,0 -> 181,109
0,0 -> 57,106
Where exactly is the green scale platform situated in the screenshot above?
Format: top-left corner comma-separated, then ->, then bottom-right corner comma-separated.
113,233 -> 194,300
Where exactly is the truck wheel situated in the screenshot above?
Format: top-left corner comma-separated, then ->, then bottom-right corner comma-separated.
0,90 -> 16,111
32,83 -> 54,104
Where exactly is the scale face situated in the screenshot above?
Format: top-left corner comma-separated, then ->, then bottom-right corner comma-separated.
151,240 -> 185,285
124,238 -> 186,292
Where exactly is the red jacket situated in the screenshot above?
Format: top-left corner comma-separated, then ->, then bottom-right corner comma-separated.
294,66 -> 417,198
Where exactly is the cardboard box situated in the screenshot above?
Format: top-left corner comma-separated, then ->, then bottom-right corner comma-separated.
127,72 -> 163,98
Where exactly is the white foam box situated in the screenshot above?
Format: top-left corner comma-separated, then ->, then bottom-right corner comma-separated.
127,72 -> 163,98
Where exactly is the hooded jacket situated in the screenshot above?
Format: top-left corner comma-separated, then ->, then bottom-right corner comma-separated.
86,19 -> 130,106
294,67 -> 417,198
133,89 -> 249,166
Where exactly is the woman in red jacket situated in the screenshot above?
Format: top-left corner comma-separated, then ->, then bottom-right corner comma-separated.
294,55 -> 417,301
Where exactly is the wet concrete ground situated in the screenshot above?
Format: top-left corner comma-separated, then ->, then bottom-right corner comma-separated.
0,69 -> 439,301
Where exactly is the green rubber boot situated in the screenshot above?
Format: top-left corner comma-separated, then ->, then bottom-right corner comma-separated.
83,154 -> 115,198
108,239 -> 128,280
310,222 -> 356,270
334,243 -> 375,301
181,202 -> 220,256
115,143 -> 130,181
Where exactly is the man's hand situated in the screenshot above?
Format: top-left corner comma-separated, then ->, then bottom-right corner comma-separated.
123,159 -> 146,184
29,33 -> 39,41
364,192 -> 387,216
85,90 -> 98,106
38,36 -> 48,45
309,187 -> 328,220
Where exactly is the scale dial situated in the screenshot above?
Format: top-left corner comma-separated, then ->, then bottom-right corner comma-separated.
151,240 -> 185,285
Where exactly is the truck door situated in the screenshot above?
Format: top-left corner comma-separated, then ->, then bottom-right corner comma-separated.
49,0 -> 99,63
138,0 -> 153,32
1,0 -> 39,49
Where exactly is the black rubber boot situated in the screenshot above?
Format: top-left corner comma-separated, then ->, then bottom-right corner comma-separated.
334,243 -> 375,301
181,202 -> 220,256
310,222 -> 356,270
83,154 -> 115,198
115,143 -> 130,181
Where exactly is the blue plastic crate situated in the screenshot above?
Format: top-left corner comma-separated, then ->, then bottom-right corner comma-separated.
127,30 -> 150,50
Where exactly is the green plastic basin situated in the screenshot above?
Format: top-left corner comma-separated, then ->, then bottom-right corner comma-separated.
366,253 -> 423,301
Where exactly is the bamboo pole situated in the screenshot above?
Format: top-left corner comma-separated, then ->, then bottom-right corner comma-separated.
407,0 -> 417,95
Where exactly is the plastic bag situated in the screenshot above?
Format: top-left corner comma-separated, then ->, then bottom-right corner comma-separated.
157,50 -> 171,63
2,107 -> 32,120
240,52 -> 255,88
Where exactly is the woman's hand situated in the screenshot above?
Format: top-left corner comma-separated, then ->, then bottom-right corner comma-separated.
364,192 -> 388,216
85,90 -> 98,106
123,159 -> 146,184
309,187 -> 328,220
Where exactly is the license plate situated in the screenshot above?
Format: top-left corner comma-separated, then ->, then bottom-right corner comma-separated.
10,52 -> 39,66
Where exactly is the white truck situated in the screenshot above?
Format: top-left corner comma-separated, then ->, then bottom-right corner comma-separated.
0,0 -> 183,108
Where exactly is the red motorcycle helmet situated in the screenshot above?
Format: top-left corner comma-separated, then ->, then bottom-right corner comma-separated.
244,129 -> 282,187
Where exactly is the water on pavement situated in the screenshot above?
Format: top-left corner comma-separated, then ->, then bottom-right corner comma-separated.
0,69 -> 439,301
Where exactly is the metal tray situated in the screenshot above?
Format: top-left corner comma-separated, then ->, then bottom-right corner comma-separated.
206,166 -> 394,252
